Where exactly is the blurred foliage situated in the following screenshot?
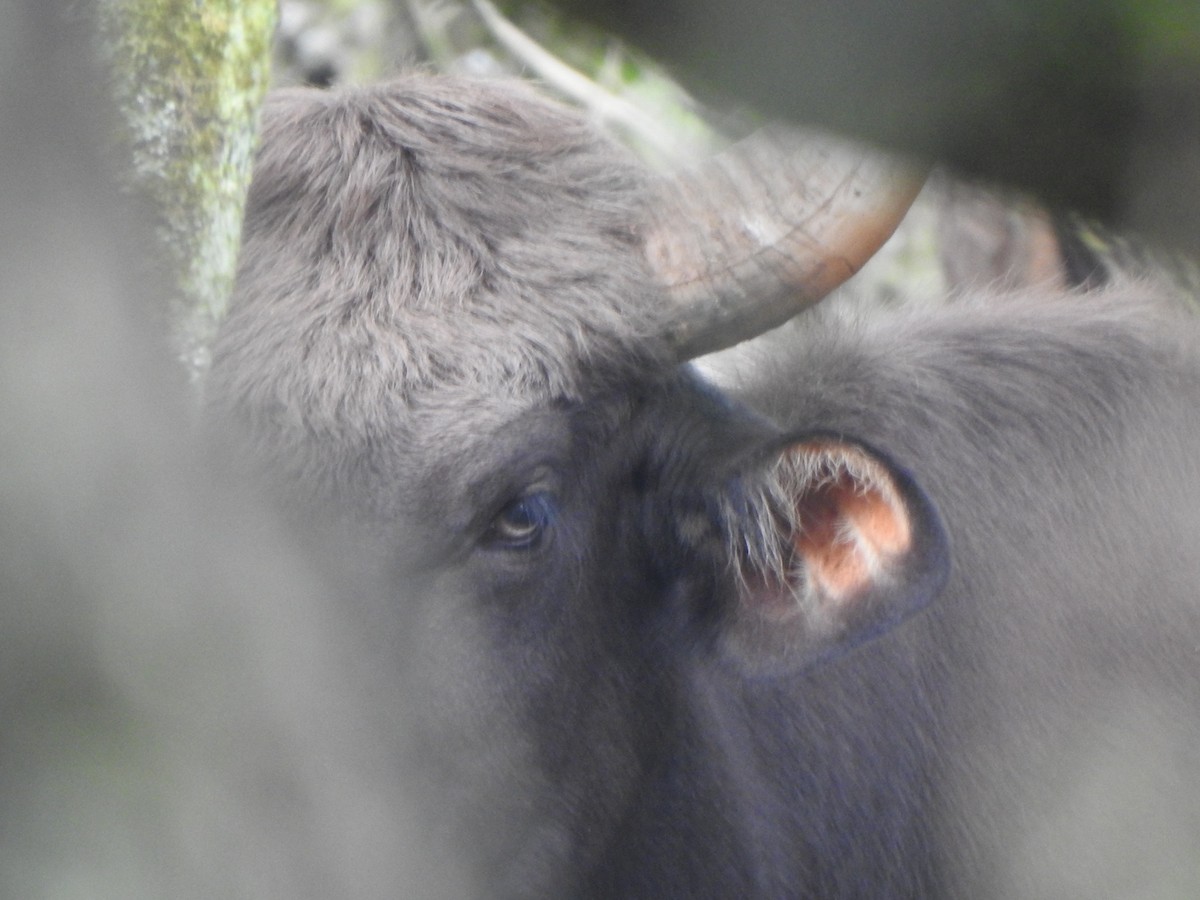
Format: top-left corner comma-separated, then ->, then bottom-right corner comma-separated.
274,0 -> 401,86
551,0 -> 1200,256
275,0 -> 727,165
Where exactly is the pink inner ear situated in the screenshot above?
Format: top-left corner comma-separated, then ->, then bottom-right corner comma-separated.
788,441 -> 912,602
721,438 -> 938,672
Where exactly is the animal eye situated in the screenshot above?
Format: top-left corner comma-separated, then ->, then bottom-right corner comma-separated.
486,491 -> 556,550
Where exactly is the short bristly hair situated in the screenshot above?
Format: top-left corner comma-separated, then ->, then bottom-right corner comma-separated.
207,75 -> 670,503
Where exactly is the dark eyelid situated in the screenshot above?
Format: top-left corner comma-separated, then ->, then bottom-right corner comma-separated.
483,489 -> 557,551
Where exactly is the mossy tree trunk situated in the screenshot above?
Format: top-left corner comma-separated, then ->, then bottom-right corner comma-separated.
96,0 -> 277,379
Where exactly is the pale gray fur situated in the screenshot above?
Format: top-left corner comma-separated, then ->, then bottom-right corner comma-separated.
207,74 -> 670,509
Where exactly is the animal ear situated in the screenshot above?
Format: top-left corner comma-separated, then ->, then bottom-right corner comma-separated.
714,436 -> 948,675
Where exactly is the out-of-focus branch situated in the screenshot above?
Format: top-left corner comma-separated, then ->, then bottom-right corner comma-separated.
470,0 -> 698,165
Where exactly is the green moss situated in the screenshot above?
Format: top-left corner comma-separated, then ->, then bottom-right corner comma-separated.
97,0 -> 277,378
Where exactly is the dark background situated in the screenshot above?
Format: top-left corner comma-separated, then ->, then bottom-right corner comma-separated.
555,0 -> 1200,256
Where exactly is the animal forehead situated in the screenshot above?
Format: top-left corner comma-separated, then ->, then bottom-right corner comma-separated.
402,377 -> 693,503
407,392 -> 570,471
254,76 -> 633,233
229,73 -> 671,411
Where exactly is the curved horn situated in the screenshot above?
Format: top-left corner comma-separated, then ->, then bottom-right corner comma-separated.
644,125 -> 925,361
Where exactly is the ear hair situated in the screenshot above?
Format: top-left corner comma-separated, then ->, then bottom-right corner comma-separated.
714,435 -> 947,674
729,439 -> 912,625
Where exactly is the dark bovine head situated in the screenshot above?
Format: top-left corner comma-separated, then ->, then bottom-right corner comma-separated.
205,75 -> 942,892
